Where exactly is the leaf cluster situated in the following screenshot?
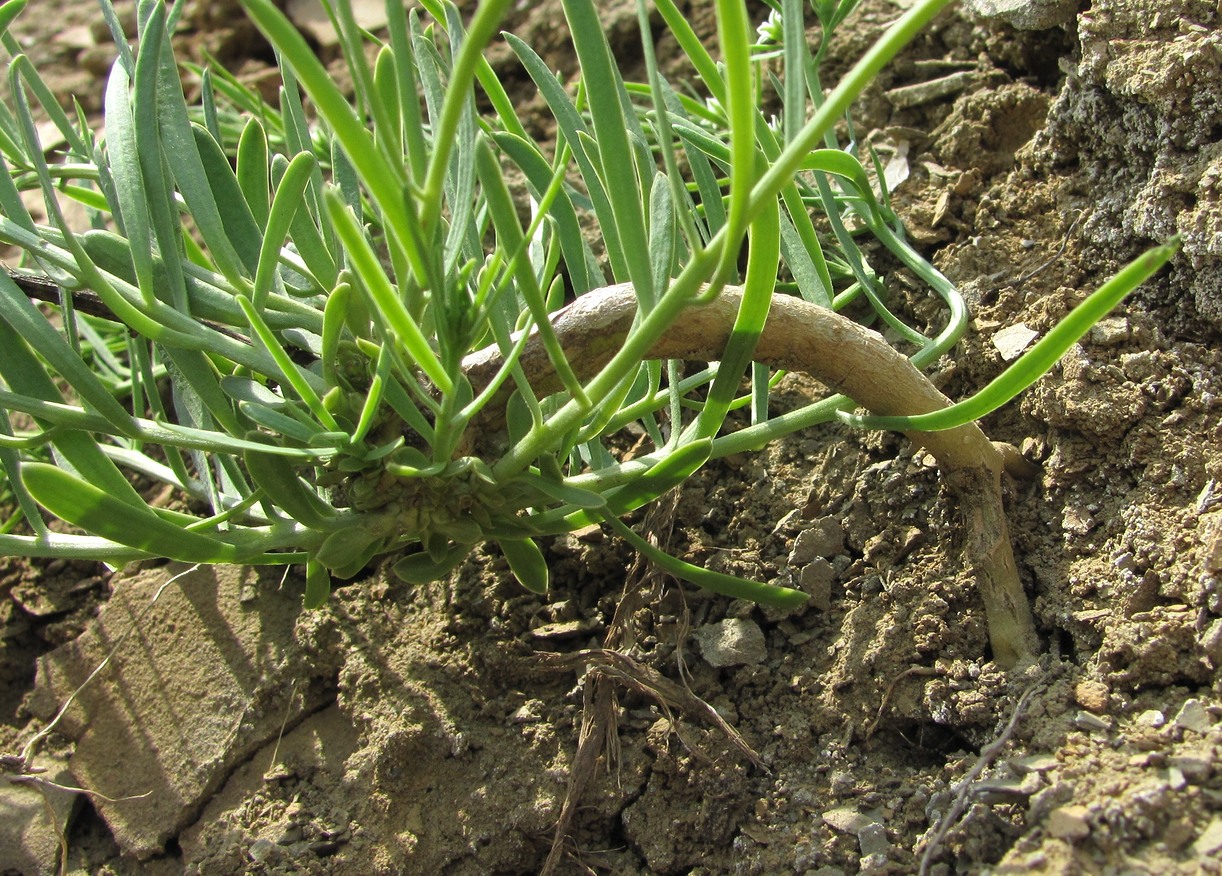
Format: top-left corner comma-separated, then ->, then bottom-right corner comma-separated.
0,0 -> 1173,607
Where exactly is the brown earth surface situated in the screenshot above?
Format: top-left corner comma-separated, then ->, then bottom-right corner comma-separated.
2,0 -> 1221,874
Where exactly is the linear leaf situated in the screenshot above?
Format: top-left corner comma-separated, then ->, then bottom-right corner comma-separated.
23,463 -> 239,563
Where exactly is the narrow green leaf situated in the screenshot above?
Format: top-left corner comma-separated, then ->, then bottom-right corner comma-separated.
243,446 -> 338,530
240,0 -> 427,288
515,471 -> 607,509
844,239 -> 1181,431
492,132 -> 598,295
548,438 -> 714,531
604,514 -> 808,608
696,196 -> 780,435
324,190 -> 452,393
252,150 -> 315,310
562,0 -> 654,303
711,0 -> 755,288
303,559 -> 331,608
503,32 -> 627,282
236,115 -> 271,227
23,463 -> 239,563
384,0 -> 428,183
101,60 -> 156,306
0,1 -> 29,41
187,123 -> 264,280
0,272 -> 139,436
417,0 -> 512,234
237,294 -> 340,432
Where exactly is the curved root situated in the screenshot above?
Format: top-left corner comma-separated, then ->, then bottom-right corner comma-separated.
464,285 -> 1039,668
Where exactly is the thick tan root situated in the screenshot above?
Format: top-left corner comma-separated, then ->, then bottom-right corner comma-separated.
464,285 -> 1039,668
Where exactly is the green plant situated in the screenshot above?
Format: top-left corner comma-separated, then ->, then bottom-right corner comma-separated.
0,0 -> 1174,668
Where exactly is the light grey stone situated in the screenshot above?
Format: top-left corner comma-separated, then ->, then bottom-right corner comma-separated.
961,0 -> 1078,29
1173,699 -> 1212,734
858,822 -> 891,858
27,565 -> 330,858
694,618 -> 768,668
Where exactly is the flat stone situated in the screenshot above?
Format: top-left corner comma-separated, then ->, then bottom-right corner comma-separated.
1009,754 -> 1059,775
992,323 -> 1040,361
799,558 -> 835,612
973,776 -> 1039,804
886,71 -> 977,109
1200,511 -> 1222,574
1173,699 -> 1212,734
1073,711 -> 1111,732
0,755 -> 77,876
1047,805 -> 1091,841
1135,709 -> 1166,729
27,565 -> 330,858
1199,619 -> 1222,668
1168,752 -> 1214,784
1193,816 -> 1222,856
178,704 -> 359,868
694,618 -> 767,668
961,0 -> 1078,29
1089,317 -> 1130,347
858,822 -> 891,858
822,806 -> 883,835
789,518 -> 845,565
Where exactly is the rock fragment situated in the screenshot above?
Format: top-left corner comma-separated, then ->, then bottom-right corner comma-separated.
1072,680 -> 1109,713
694,618 -> 767,668
992,323 -> 1039,361
27,565 -> 330,858
1047,805 -> 1091,841
0,755 -> 77,876
824,806 -> 882,832
1173,699 -> 1212,734
961,0 -> 1078,29
789,518 -> 845,565
1193,817 -> 1222,857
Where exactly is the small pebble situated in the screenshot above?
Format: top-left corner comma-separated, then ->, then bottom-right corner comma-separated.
822,806 -> 882,834
860,852 -> 890,872
1009,754 -> 1058,775
799,558 -> 835,612
992,323 -> 1039,361
275,823 -> 303,845
511,700 -> 544,724
789,518 -> 845,565
249,838 -> 276,863
1047,805 -> 1091,841
1073,711 -> 1111,732
858,822 -> 891,858
1089,316 -> 1130,347
1168,753 -> 1213,784
1073,680 -> 1109,713
1135,709 -> 1166,729
694,618 -> 767,668
1173,699 -> 1212,734
829,770 -> 855,796
973,776 -> 1038,804
1198,620 -> 1222,668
